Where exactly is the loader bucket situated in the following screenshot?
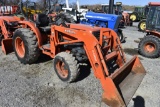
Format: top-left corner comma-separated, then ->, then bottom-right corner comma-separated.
1,38 -> 13,54
102,56 -> 146,107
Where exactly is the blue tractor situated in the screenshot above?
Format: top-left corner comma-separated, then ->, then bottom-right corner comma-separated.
80,12 -> 125,42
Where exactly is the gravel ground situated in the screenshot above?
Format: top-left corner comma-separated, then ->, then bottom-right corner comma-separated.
0,22 -> 160,107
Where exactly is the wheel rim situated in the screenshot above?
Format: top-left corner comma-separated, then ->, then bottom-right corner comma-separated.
130,14 -> 136,21
56,60 -> 69,78
140,22 -> 146,31
15,37 -> 25,58
144,42 -> 156,53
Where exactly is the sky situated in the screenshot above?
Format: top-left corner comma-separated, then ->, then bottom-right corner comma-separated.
69,0 -> 160,6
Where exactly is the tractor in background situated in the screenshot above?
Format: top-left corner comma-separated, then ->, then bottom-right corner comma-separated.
130,6 -> 149,32
137,6 -> 149,32
138,2 -> 160,58
0,0 -> 18,15
81,12 -> 126,42
80,1 -> 126,43
45,0 -> 87,23
130,6 -> 149,22
0,0 -> 41,17
100,2 -> 133,27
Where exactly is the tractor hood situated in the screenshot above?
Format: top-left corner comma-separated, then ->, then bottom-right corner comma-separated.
85,12 -> 119,22
84,12 -> 122,29
70,23 -> 102,32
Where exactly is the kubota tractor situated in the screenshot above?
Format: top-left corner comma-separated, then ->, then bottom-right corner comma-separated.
138,2 -> 160,58
0,5 -> 146,106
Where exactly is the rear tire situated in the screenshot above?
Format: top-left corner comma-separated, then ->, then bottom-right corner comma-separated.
54,12 -> 76,26
53,52 -> 79,83
138,19 -> 146,32
138,35 -> 160,58
13,28 -> 40,64
63,12 -> 76,23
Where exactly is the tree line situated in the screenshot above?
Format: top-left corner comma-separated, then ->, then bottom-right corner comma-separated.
0,0 -> 135,11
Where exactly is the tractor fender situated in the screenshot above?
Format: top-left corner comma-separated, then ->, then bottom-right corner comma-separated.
146,31 -> 160,38
18,21 -> 42,47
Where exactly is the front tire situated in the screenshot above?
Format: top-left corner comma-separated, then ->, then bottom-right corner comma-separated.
138,35 -> 160,58
138,19 -> 146,32
117,30 -> 125,43
13,28 -> 40,64
53,52 -> 79,83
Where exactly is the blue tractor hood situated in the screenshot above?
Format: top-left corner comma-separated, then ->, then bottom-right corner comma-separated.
86,12 -> 118,22
84,12 -> 122,29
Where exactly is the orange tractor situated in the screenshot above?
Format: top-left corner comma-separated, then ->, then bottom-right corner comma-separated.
138,2 -> 160,58
0,0 -> 146,107
0,9 -> 146,106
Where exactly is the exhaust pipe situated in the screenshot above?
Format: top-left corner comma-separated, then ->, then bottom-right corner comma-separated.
76,0 -> 80,12
66,0 -> 69,8
109,0 -> 114,14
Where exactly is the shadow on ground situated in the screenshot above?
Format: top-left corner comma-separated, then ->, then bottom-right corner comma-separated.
74,62 -> 91,82
123,48 -> 143,60
132,96 -> 145,107
35,54 -> 52,64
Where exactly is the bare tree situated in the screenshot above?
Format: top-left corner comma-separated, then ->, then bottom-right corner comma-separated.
36,0 -> 59,10
70,2 -> 77,9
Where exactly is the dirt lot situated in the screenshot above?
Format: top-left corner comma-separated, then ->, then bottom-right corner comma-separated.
0,22 -> 160,107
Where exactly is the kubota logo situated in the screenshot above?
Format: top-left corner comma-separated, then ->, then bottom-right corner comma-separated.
65,29 -> 75,34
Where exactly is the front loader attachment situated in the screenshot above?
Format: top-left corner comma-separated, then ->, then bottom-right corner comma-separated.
102,56 -> 146,107
1,38 -> 13,54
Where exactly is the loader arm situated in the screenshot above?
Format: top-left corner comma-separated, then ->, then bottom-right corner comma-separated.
0,19 -> 10,39
82,28 -> 145,106
51,25 -> 146,107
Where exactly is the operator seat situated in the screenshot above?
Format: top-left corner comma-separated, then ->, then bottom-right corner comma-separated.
35,13 -> 51,32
